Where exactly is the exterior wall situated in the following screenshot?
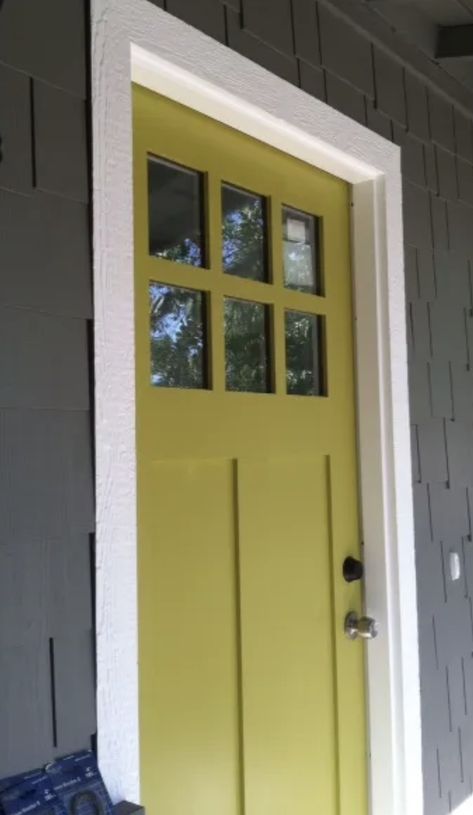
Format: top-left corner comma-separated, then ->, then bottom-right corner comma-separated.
0,0 -> 96,776
150,1 -> 473,813
2,0 -> 473,813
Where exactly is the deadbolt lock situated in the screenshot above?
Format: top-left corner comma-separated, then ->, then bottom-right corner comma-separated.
343,556 -> 364,582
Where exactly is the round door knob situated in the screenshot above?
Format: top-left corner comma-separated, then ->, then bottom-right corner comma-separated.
344,611 -> 379,640
343,556 -> 364,582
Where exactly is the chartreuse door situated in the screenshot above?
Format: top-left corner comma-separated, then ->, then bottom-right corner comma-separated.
133,84 -> 367,815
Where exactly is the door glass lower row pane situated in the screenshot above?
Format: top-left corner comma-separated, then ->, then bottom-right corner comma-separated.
149,286 -> 325,397
149,282 -> 207,388
225,298 -> 271,393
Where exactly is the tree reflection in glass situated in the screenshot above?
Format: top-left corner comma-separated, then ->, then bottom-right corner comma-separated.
222,184 -> 267,281
225,298 -> 271,393
283,206 -> 320,294
148,157 -> 205,267
285,311 -> 325,396
149,282 -> 207,389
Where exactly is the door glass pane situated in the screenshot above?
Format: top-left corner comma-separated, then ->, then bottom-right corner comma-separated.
283,206 -> 320,294
285,310 -> 325,396
222,184 -> 268,281
225,298 -> 271,393
148,156 -> 205,267
150,282 -> 207,389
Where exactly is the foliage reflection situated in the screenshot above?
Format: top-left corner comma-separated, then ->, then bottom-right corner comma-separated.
283,206 -> 319,294
225,298 -> 270,393
222,185 -> 267,281
150,283 -> 206,389
148,157 -> 204,267
286,311 -> 324,396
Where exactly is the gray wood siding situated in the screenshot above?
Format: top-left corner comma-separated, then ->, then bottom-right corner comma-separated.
2,0 -> 473,812
153,1 -> 473,812
0,0 -> 95,777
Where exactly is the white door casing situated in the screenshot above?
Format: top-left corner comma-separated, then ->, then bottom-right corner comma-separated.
91,2 -> 421,814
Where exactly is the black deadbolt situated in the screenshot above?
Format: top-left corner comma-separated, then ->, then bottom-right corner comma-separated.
343,556 -> 364,583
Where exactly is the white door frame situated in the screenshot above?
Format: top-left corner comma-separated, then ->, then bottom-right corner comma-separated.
91,2 -> 421,814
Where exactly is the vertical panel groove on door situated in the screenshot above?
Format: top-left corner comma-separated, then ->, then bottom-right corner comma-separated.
232,460 -> 247,815
325,454 -> 342,815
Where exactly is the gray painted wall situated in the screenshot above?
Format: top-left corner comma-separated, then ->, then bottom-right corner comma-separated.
0,0 -> 96,777
148,1 -> 473,813
2,0 -> 473,813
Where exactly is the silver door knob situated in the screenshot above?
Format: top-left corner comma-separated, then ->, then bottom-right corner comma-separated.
344,611 -> 378,640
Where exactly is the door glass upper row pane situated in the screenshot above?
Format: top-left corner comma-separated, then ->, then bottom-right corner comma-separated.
148,156 -> 321,293
148,156 -> 205,267
282,206 -> 319,294
222,184 -> 267,282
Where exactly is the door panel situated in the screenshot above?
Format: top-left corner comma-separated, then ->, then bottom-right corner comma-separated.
133,85 -> 367,815
140,458 -> 241,815
238,456 -> 337,815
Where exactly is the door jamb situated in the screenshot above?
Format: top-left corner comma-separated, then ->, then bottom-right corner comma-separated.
91,3 -> 421,814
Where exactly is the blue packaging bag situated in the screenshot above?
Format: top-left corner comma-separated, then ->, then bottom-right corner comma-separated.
0,770 -> 43,797
0,772 -> 67,815
45,752 -> 113,815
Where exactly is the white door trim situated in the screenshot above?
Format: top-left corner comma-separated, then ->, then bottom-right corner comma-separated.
91,2 -> 421,814
454,793 -> 473,814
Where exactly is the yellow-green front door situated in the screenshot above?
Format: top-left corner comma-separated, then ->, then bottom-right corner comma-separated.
133,85 -> 367,815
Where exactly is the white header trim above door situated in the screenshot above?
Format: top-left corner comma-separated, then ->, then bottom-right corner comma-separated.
91,2 -> 421,814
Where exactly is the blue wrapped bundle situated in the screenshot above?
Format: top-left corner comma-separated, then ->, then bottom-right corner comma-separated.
0,770 -> 44,797
45,752 -> 113,815
0,772 -> 67,815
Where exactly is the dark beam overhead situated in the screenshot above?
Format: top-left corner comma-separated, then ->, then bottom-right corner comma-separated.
437,24 -> 473,59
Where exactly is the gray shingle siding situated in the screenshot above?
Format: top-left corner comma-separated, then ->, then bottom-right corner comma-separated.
0,0 -> 95,778
3,0 -> 473,811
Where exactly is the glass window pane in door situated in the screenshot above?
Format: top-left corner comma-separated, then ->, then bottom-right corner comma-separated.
285,310 -> 325,396
225,298 -> 271,392
222,184 -> 268,281
148,156 -> 206,267
149,282 -> 207,389
283,206 -> 320,294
